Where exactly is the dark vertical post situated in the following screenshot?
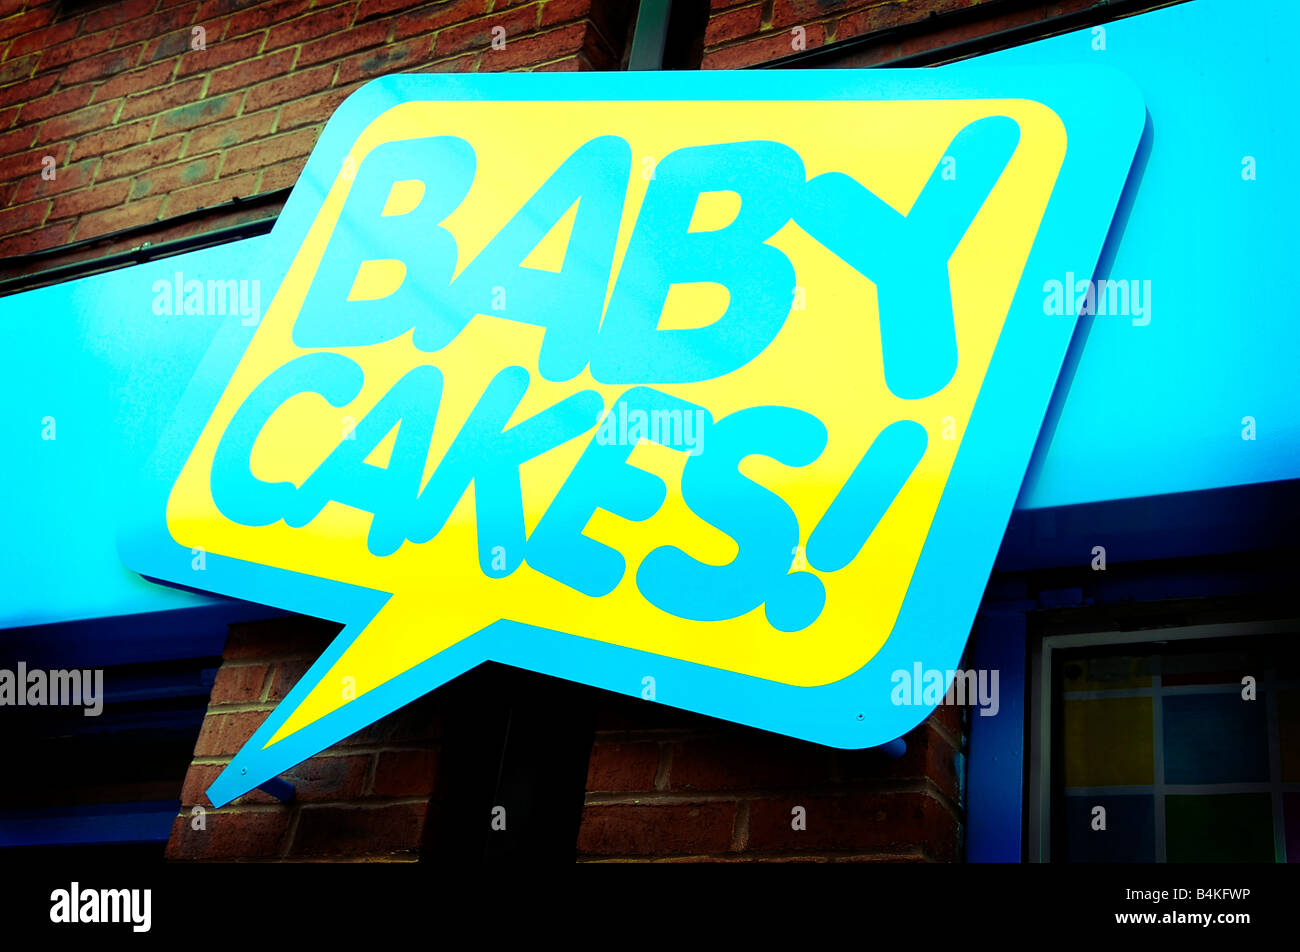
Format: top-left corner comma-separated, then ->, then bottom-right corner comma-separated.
423,663 -> 596,864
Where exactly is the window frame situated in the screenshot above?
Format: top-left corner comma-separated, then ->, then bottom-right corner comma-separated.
1026,617 -> 1298,862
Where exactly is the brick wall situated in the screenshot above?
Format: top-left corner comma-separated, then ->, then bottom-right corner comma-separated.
0,0 -> 1172,276
0,0 -> 633,268
579,677 -> 965,861
170,614 -> 966,862
167,617 -> 444,860
703,0 -> 1116,69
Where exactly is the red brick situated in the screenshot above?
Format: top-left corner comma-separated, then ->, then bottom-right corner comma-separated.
5,19 -> 77,60
551,0 -> 631,47
770,0 -> 856,30
359,0 -> 436,21
61,44 -> 144,86
18,85 -> 94,124
209,48 -> 296,95
12,157 -> 97,203
539,0 -> 593,28
393,0 -> 491,40
0,220 -> 71,256
586,742 -> 660,792
223,126 -> 318,176
264,4 -> 355,52
244,63 -> 335,112
0,199 -> 48,235
99,136 -> 186,181
116,6 -> 202,47
371,749 -> 439,798
195,0 -> 244,17
72,120 -> 153,161
0,52 -> 38,86
175,32 -> 263,77
37,32 -> 115,73
419,52 -> 479,72
258,156 -> 307,192
746,793 -> 960,860
0,72 -> 55,108
480,23 -> 586,70
578,802 -> 737,856
298,20 -> 389,67
266,657 -> 314,701
193,709 -> 272,757
667,735 -> 837,792
209,662 -> 270,704
290,802 -> 427,857
92,62 -> 179,103
530,56 -> 580,71
48,179 -> 133,220
153,91 -> 243,135
835,0 -> 972,42
130,152 -> 222,201
83,0 -> 159,35
0,123 -> 35,156
276,85 -> 354,130
186,110 -> 278,156
164,170 -> 260,216
0,6 -> 53,43
166,808 -> 292,860
335,34 -> 431,84
0,142 -> 67,183
283,753 -> 373,801
705,2 -> 762,46
702,23 -> 826,67
118,77 -> 206,123
140,28 -> 200,63
34,103 -> 116,145
75,195 -> 167,237
434,6 -> 540,57
224,0 -> 308,39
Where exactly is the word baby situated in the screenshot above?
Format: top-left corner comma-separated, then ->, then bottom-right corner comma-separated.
208,119 -> 1018,633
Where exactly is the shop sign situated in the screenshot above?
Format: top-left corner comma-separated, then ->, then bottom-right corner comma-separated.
115,71 -> 1144,805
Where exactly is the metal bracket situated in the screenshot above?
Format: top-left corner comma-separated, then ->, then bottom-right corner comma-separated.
875,738 -> 907,759
256,777 -> 296,803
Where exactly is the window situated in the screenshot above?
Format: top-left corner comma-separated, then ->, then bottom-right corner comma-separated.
1028,620 -> 1299,862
